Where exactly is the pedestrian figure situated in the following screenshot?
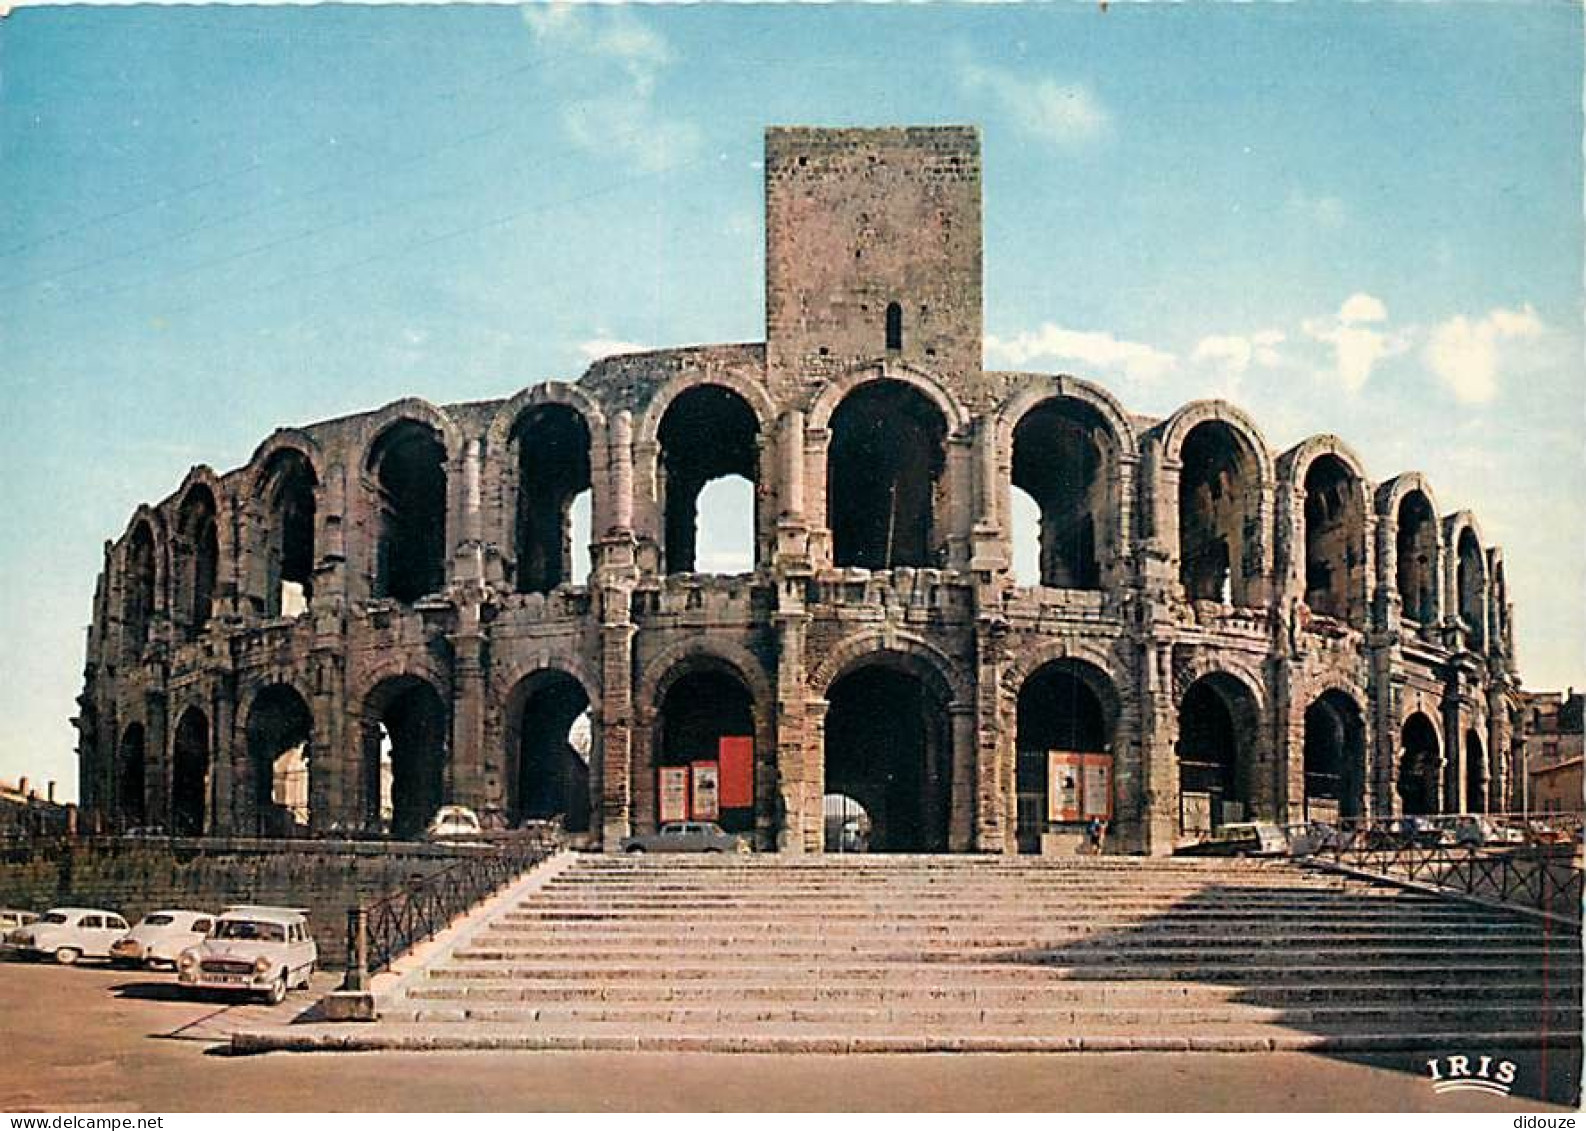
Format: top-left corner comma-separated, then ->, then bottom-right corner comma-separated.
1087,816 -> 1105,855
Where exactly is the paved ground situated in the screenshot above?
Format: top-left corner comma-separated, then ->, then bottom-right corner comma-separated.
0,961 -> 1577,1111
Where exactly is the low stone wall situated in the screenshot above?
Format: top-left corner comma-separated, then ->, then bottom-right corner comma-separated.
0,836 -> 488,965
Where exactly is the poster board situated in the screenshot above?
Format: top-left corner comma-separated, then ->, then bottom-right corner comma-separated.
658,766 -> 689,824
1047,751 -> 1113,822
690,761 -> 720,821
717,736 -> 754,810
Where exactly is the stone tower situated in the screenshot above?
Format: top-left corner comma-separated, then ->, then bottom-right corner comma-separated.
764,126 -> 984,404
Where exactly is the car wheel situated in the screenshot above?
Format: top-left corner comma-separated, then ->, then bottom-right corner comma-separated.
53,947 -> 80,966
625,845 -> 645,854
266,973 -> 288,1006
704,847 -> 723,854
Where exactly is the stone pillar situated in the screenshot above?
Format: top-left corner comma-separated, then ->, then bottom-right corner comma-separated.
448,606 -> 488,812
317,463 -> 349,604
944,435 -> 974,569
949,701 -> 977,852
1141,638 -> 1179,854
774,588 -> 812,853
1274,658 -> 1306,822
596,410 -> 638,850
970,417 -> 1005,574
973,621 -> 1008,853
208,677 -> 235,836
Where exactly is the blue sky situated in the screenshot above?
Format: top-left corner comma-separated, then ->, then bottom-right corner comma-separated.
1,2 -> 1580,798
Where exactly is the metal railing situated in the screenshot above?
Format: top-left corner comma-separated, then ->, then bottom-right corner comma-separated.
340,839 -> 555,991
1302,813 -> 1582,923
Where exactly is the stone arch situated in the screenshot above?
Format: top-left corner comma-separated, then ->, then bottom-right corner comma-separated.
821,643 -> 957,853
1012,656 -> 1122,854
1464,726 -> 1488,814
636,366 -> 777,452
1398,710 -> 1442,816
1176,669 -> 1265,834
501,668 -> 595,832
1004,386 -> 1132,590
364,415 -> 450,603
1303,687 -> 1367,821
116,721 -> 148,828
809,629 -> 972,707
249,444 -> 320,619
359,673 -> 450,839
1280,435 -> 1371,628
808,360 -> 971,435
634,639 -> 775,840
1375,473 -> 1443,625
241,682 -> 316,837
170,473 -> 224,639
994,374 -> 1139,458
1159,401 -> 1274,607
171,705 -> 210,836
120,515 -> 161,657
654,384 -> 761,575
1445,511 -> 1487,647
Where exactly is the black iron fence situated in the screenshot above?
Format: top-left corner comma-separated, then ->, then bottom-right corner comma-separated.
340,839 -> 555,991
1305,816 -> 1582,923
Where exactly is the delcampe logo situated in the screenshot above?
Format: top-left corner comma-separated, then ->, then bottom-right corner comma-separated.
1425,1054 -> 1518,1097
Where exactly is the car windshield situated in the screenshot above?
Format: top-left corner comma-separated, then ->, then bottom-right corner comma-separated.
142,914 -> 175,927
213,919 -> 285,942
39,913 -> 68,925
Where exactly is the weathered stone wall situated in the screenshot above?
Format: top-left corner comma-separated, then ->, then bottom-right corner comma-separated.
0,838 -> 477,964
76,126 -> 1524,858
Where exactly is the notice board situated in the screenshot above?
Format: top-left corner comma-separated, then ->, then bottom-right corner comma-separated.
658,766 -> 689,824
691,761 -> 720,821
1047,752 -> 1112,822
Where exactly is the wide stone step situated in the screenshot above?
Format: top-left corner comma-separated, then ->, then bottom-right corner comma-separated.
408,975 -> 1578,1006
234,1020 -> 1585,1055
484,918 -> 1546,938
390,1000 -> 1581,1029
424,958 -> 1574,985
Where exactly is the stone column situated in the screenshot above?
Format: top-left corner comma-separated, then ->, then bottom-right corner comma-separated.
448,605 -> 488,812
970,416 -> 1005,573
949,701 -> 978,852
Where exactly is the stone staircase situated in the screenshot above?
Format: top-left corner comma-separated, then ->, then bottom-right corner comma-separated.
239,854 -> 1583,1052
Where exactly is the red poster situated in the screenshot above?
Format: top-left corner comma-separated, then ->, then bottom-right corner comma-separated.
718,736 -> 754,809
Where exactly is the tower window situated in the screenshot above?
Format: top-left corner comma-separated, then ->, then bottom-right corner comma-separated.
885,302 -> 903,351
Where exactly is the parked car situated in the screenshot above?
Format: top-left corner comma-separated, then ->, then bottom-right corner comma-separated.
619,821 -> 751,854
424,805 -> 484,843
177,906 -> 317,1005
0,909 -> 37,954
5,908 -> 130,964
1175,822 -> 1289,857
110,910 -> 215,969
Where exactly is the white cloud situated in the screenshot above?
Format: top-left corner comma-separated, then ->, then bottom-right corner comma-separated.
1192,329 -> 1285,375
986,323 -> 1175,382
1338,292 -> 1387,325
522,5 -> 700,171
1303,293 -> 1406,393
959,61 -> 1108,146
1423,305 -> 1544,404
578,337 -> 648,361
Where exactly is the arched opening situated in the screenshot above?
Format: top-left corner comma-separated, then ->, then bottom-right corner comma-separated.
828,380 -> 948,570
824,661 -> 951,852
1302,455 -> 1365,625
368,420 -> 447,603
124,522 -> 156,654
512,405 -> 592,594
245,684 -> 314,837
658,386 -> 759,575
885,302 -> 903,351
1398,712 -> 1441,816
1011,398 -> 1111,589
1465,728 -> 1487,814
1303,690 -> 1366,821
505,671 -> 592,832
824,793 -> 872,853
361,677 -> 448,839
1456,528 -> 1485,646
258,450 -> 317,619
656,668 -> 756,836
1177,673 -> 1261,835
117,722 -> 147,828
1015,661 -> 1115,854
1395,491 -> 1437,624
1178,421 -> 1260,605
173,486 -> 219,639
171,707 -> 210,837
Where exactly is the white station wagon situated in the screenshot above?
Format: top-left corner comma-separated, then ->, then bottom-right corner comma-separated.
5,908 -> 130,964
110,909 -> 216,968
177,906 -> 317,1004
